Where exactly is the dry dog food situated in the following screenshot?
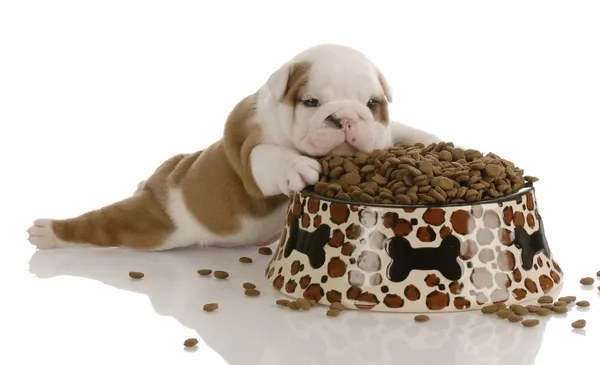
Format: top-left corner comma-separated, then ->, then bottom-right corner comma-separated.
576,300 -> 590,308
558,296 -> 576,304
553,301 -> 568,307
239,257 -> 253,264
326,309 -> 341,317
296,298 -> 312,311
330,302 -> 346,311
129,271 -> 144,279
508,314 -> 523,323
197,269 -> 212,276
288,302 -> 299,310
258,247 -> 273,255
203,303 -> 218,312
597,270 -> 600,276
245,289 -> 260,297
213,270 -> 229,279
311,142 -> 536,205
572,319 -> 586,329
183,338 -> 198,347
481,305 -> 499,314
243,282 -> 256,290
522,319 -> 540,328
414,315 -> 430,323
536,308 -> 553,316
509,304 -> 529,316
553,306 -> 569,314
537,295 -> 553,304
496,309 -> 513,319
580,277 -> 595,285
276,299 -> 290,307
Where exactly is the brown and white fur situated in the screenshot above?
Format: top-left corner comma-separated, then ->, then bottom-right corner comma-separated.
26,44 -> 441,251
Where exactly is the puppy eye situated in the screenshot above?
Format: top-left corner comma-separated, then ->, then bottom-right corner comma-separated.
301,98 -> 319,107
367,99 -> 378,109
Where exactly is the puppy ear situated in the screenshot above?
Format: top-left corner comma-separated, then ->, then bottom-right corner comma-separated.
376,68 -> 393,103
264,61 -> 312,104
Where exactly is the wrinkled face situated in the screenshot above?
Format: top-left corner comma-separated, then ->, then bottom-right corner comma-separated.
259,45 -> 394,157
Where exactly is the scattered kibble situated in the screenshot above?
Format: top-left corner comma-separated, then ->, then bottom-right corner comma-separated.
481,305 -> 499,314
572,319 -> 586,329
258,247 -> 273,255
239,257 -> 253,264
213,270 -> 229,279
597,270 -> 600,277
296,298 -> 312,311
576,300 -> 590,308
508,314 -> 523,323
537,295 -> 553,304
414,315 -> 430,322
243,282 -> 256,290
326,309 -> 340,317
554,301 -> 568,307
245,289 -> 260,297
288,302 -> 299,310
522,319 -> 540,327
197,269 -> 212,276
580,277 -> 595,285
203,303 -> 218,312
510,305 -> 529,316
536,308 -> 553,316
496,309 -> 513,319
276,299 -> 290,307
129,271 -> 144,279
558,296 -> 576,304
330,302 -> 346,311
553,306 -> 568,314
183,338 -> 198,348
526,305 -> 542,313
308,300 -> 317,306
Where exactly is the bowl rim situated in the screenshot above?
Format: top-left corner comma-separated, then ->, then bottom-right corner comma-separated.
300,182 -> 535,209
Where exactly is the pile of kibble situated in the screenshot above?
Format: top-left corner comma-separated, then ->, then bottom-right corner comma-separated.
124,248 -> 599,349
310,141 -> 538,205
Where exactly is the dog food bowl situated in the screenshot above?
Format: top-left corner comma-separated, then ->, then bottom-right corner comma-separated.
265,183 -> 562,312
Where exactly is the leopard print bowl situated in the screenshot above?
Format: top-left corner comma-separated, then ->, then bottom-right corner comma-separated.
265,184 -> 563,312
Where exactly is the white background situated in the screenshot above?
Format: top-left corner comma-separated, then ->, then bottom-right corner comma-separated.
1,1 -> 599,364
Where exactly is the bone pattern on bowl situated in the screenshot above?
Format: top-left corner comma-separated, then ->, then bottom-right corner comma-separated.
265,187 -> 563,312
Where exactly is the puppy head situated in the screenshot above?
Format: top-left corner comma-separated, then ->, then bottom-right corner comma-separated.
257,44 -> 393,156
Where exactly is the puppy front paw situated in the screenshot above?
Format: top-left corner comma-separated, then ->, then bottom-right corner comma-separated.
279,156 -> 322,196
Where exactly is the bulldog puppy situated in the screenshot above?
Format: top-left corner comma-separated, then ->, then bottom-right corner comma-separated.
27,44 -> 441,251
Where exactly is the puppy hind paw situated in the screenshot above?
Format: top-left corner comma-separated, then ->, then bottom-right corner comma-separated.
27,219 -> 60,249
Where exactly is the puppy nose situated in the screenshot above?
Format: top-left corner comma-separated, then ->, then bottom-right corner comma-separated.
340,118 -> 356,129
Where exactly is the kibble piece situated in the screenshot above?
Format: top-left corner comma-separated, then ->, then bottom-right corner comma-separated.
213,270 -> 229,279
536,308 -> 553,316
414,315 -> 430,322
245,289 -> 260,297
553,306 -> 568,314
580,277 -> 595,285
553,301 -> 568,307
288,302 -> 299,310
510,304 -> 529,316
330,302 -> 346,311
308,300 -> 317,306
243,282 -> 256,290
203,303 -> 218,312
296,298 -> 311,311
129,271 -> 144,279
571,319 -> 586,329
496,309 -> 513,319
197,269 -> 212,276
522,319 -> 540,328
481,305 -> 499,314
526,305 -> 541,313
258,247 -> 273,255
508,314 -> 523,323
183,338 -> 199,348
576,300 -> 590,308
326,309 -> 341,317
558,296 -> 576,304
537,295 -> 553,304
597,270 -> 600,277
239,257 -> 253,264
541,304 -> 555,310
276,299 -> 290,307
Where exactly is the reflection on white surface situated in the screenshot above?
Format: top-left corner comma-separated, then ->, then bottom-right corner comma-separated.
16,245 -> 583,365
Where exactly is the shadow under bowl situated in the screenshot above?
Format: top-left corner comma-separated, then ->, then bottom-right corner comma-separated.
265,184 -> 563,312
